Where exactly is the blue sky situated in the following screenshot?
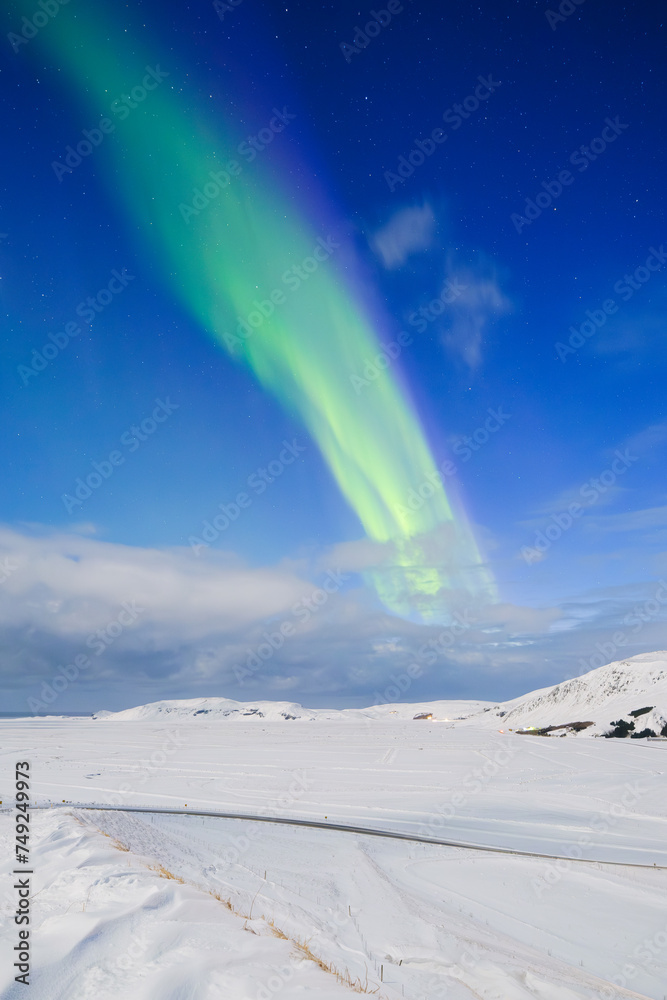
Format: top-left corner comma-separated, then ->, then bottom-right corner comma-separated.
1,0 -> 667,712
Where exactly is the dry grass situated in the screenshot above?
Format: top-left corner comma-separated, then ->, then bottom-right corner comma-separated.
83,820 -> 130,853
290,937 -> 379,994
87,817 -> 384,996
211,891 -> 233,910
148,864 -> 186,883
267,917 -> 288,939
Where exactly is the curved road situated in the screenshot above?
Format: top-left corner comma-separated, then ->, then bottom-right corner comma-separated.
18,801 -> 667,870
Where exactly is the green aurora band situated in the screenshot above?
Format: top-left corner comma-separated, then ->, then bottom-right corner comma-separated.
24,3 -> 496,620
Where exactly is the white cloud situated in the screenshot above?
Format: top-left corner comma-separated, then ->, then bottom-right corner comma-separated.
441,265 -> 511,369
592,311 -> 667,357
317,537 -> 393,573
624,421 -> 667,455
0,525 -> 314,643
528,484 -> 624,521
586,504 -> 667,534
370,204 -> 435,269
521,422 -> 667,535
3,526 -> 667,714
474,602 -> 561,634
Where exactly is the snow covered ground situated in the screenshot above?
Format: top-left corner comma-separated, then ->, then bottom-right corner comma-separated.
0,809 -> 356,1000
2,652 -> 667,998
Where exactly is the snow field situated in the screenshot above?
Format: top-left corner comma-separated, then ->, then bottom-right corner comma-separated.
2,651 -> 667,998
0,808 -> 359,1000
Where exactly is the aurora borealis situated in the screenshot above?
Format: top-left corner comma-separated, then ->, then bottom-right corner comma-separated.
17,0 -> 495,621
3,0 -> 667,710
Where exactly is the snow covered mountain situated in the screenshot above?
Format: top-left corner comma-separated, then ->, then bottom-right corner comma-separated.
466,650 -> 667,736
92,696 -> 492,723
94,651 -> 667,736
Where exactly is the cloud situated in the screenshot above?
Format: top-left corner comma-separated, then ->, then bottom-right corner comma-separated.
317,537 -> 394,573
3,525 -> 667,714
522,422 -> 667,528
586,504 -> 667,534
369,203 -> 436,269
592,309 -> 667,358
624,421 -> 667,456
0,525 -> 317,644
474,602 -> 561,634
441,264 -> 511,369
528,484 -> 624,521
370,210 -> 512,369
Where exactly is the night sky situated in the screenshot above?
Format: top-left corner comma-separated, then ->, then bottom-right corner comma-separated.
1,0 -> 666,712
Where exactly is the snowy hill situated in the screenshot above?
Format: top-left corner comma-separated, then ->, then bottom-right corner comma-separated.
94,651 -> 667,736
93,697 -> 322,722
93,695 -> 492,723
467,650 -> 667,736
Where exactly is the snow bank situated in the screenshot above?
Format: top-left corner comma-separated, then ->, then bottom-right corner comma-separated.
0,810 -> 355,1000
